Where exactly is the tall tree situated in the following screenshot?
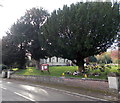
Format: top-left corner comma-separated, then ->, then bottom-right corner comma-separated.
110,49 -> 119,64
10,7 -> 49,69
88,56 -> 97,63
96,52 -> 112,64
42,2 -> 119,72
2,33 -> 26,69
8,21 -> 33,69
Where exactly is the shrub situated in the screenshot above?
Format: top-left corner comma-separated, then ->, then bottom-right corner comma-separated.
0,64 -> 8,70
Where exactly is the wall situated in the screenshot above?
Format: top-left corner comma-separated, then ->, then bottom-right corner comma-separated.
11,75 -> 64,84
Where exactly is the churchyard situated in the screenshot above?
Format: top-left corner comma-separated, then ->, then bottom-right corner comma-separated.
14,64 -> 120,80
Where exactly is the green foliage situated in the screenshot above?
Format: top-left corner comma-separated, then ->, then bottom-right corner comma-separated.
2,7 -> 49,69
0,64 -> 8,70
42,2 -> 119,71
97,54 -> 112,64
88,56 -> 97,63
19,7 -> 49,61
2,34 -> 26,69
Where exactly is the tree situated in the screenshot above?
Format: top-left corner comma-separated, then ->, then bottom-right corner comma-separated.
42,2 -> 119,72
96,52 -> 112,64
7,21 -> 33,69
88,56 -> 97,63
110,49 -> 119,64
2,33 -> 26,69
9,7 -> 49,70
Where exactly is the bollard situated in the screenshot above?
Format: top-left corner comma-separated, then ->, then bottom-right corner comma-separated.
108,72 -> 120,90
7,70 -> 11,79
2,70 -> 7,78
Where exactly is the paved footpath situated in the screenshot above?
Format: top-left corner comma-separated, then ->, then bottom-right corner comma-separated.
64,78 -> 108,91
63,78 -> 119,101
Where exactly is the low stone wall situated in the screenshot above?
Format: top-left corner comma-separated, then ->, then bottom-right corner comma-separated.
11,75 -> 64,84
11,75 -> 109,91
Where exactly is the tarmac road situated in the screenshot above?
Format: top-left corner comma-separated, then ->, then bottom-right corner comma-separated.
0,78 -> 107,102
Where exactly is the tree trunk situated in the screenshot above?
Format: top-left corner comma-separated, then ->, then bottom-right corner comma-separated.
35,60 -> 40,69
77,59 -> 85,73
19,65 -> 26,69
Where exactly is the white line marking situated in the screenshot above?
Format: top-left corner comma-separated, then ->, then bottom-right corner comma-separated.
8,81 -> 107,101
1,87 -> 7,90
34,84 -> 108,101
14,92 -> 36,102
64,90 -> 107,101
7,82 -> 11,84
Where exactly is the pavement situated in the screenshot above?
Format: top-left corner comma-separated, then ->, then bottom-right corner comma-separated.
63,78 -> 119,101
64,78 -> 108,91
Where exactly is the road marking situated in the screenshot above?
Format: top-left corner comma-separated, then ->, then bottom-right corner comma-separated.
7,82 -> 11,84
14,92 -> 36,102
63,90 -> 107,101
34,84 -> 108,101
1,87 -> 7,90
4,79 -> 107,101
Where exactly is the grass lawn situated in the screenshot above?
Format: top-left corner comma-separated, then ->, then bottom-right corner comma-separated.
15,65 -> 120,80
15,66 -> 78,77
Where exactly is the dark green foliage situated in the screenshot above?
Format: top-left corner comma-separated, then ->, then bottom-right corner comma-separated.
19,8 -> 49,61
2,34 -> 26,69
88,56 -> 97,63
2,7 -> 50,70
42,2 -> 119,72
0,64 -> 8,72
97,55 -> 112,64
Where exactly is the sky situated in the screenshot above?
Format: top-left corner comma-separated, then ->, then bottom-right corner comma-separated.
0,0 -> 83,38
0,0 -> 118,38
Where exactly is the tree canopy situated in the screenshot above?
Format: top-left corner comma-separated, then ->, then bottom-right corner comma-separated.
96,52 -> 112,64
2,33 -> 26,69
42,2 -> 119,72
88,56 -> 97,63
18,8 -> 49,69
2,7 -> 49,69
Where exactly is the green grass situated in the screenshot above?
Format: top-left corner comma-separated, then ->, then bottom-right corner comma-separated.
16,66 -> 78,77
15,65 -> 120,80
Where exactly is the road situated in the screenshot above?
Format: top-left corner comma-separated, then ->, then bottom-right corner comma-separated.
0,78 -> 107,102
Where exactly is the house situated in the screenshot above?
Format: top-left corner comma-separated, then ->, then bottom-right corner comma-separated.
26,53 -> 72,66
40,56 -> 72,66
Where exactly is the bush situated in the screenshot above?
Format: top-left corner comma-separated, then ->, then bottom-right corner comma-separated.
0,64 -> 8,73
0,64 -> 8,70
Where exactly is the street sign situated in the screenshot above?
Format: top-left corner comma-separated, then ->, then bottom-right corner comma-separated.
41,64 -> 49,71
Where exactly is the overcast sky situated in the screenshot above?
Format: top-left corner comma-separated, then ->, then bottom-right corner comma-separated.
0,0 -> 82,38
0,0 -> 118,38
